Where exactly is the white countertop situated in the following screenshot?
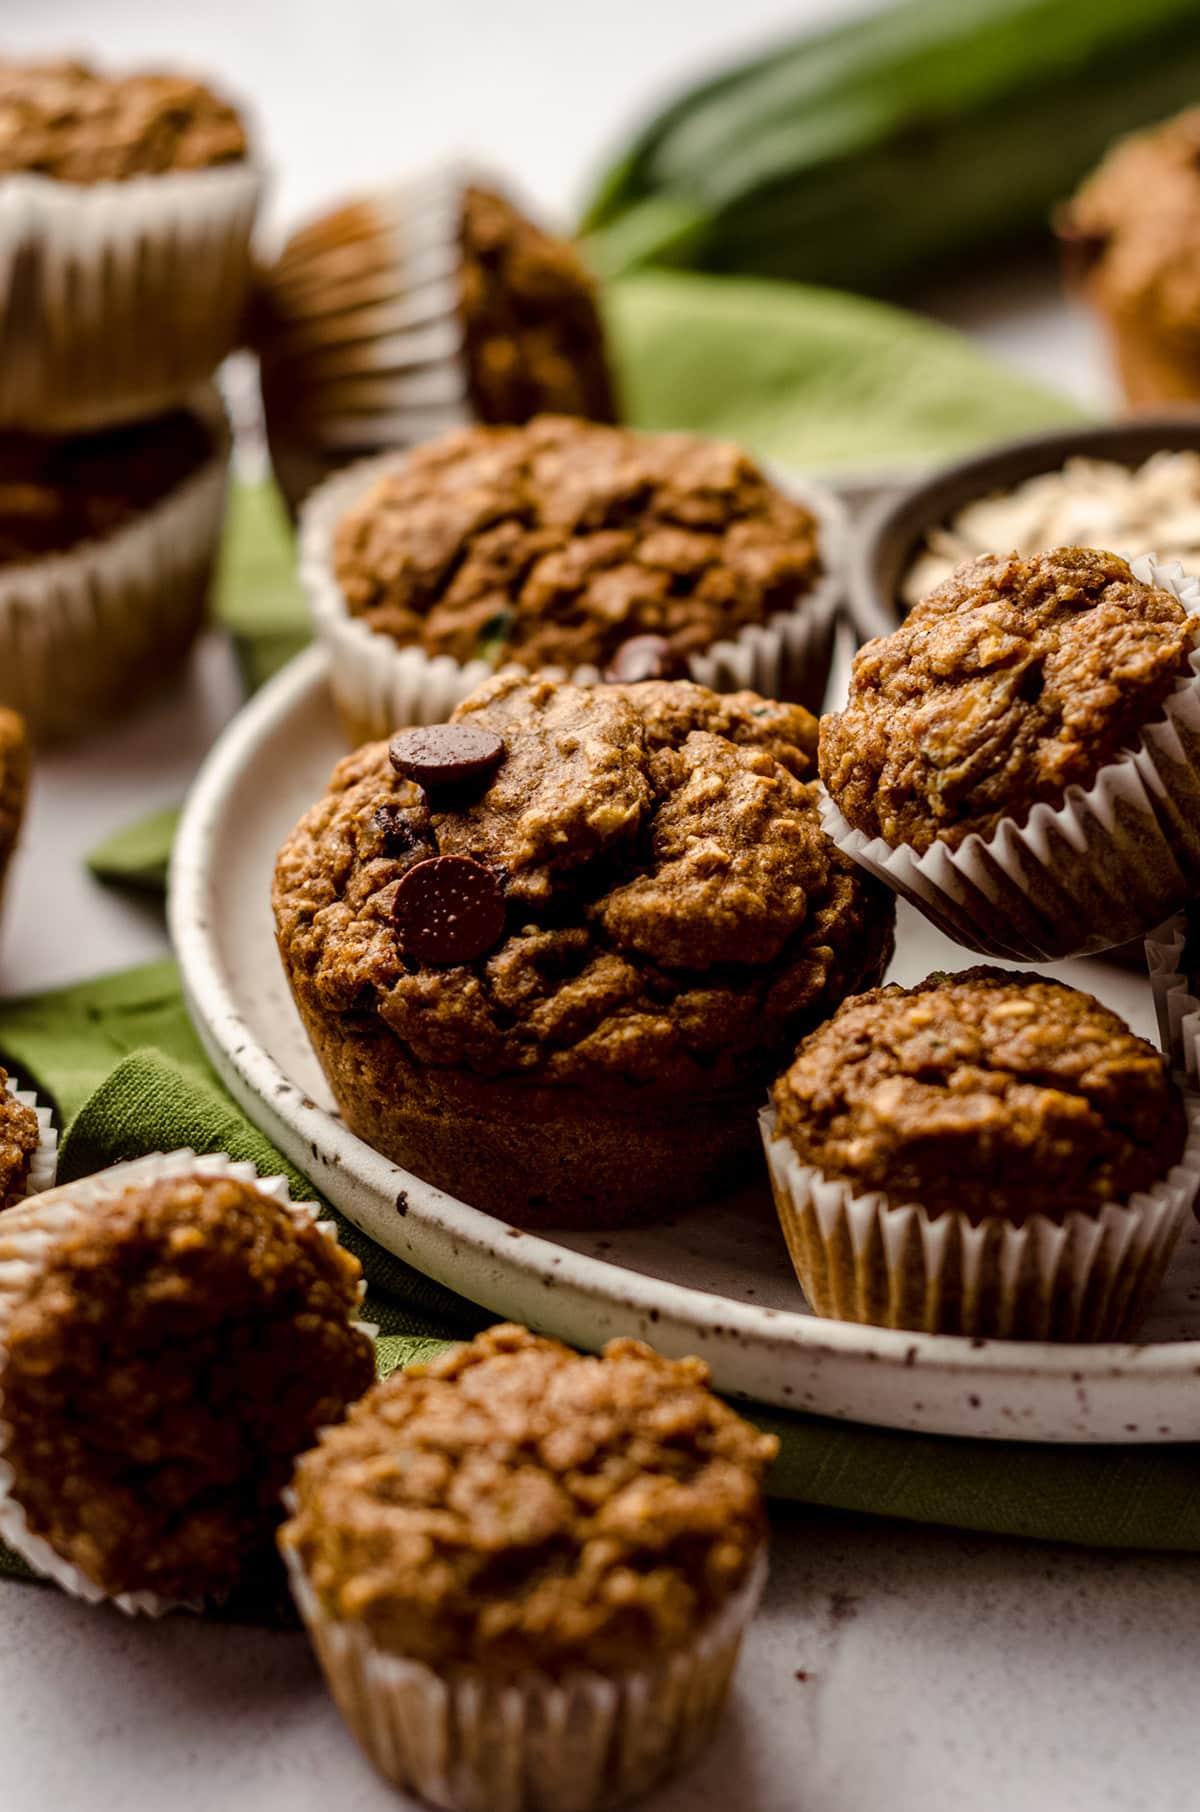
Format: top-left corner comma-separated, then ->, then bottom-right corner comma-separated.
0,3 -> 1179,1810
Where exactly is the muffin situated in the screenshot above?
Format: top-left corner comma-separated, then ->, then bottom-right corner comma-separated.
255,168 -> 618,516
280,1323 -> 776,1812
301,414 -> 844,742
0,1151 -> 375,1611
0,397 -> 229,739
0,707 -> 29,914
1057,108 -> 1200,408
762,968 -> 1200,1340
0,59 -> 261,432
273,672 -> 895,1227
0,1065 -> 56,1208
819,546 -> 1200,959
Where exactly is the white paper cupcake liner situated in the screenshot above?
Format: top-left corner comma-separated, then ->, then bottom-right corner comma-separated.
0,390 -> 231,741
0,162 -> 264,433
300,451 -> 847,742
1,1074 -> 57,1207
0,1149 -> 374,1617
1146,910 -> 1200,1086
283,1541 -> 766,1812
820,555 -> 1200,961
760,1098 -> 1200,1341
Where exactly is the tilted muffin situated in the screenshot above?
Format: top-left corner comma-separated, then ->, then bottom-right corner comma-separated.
280,1323 -> 776,1811
762,968 -> 1198,1340
0,59 -> 260,431
1057,108 -> 1200,408
274,673 -> 894,1226
0,1152 -> 375,1610
302,413 -> 843,741
0,707 -> 29,910
819,547 -> 1200,959
255,171 -> 618,516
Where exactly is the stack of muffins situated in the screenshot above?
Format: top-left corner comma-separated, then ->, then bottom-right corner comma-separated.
0,58 -> 262,742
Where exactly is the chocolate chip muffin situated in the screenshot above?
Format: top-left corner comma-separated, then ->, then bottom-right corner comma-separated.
763,968 -> 1197,1339
0,59 -> 248,181
274,673 -> 894,1226
0,1067 -> 40,1210
1057,108 -> 1200,407
0,1156 -> 375,1606
281,1324 -> 775,1809
0,705 -> 28,908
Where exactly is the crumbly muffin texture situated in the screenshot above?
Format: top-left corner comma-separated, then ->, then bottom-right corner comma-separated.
0,410 -> 213,565
0,1066 -> 39,1210
273,674 -> 893,1093
458,186 -> 617,428
820,547 -> 1196,853
0,60 -> 247,182
281,1323 -> 776,1674
332,415 -> 823,672
0,1173 -> 375,1601
772,968 -> 1186,1226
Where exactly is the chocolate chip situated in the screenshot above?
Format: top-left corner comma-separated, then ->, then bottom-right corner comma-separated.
389,722 -> 505,790
392,856 -> 506,965
603,634 -> 690,684
372,804 -> 421,856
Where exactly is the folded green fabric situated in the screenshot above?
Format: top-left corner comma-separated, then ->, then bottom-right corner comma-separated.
1,960 -> 1200,1560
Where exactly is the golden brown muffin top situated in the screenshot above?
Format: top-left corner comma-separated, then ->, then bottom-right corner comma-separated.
281,1323 -> 776,1674
0,1172 -> 374,1602
0,1066 -> 39,1210
820,547 -> 1195,853
331,415 -> 822,672
0,59 -> 247,182
273,674 -> 894,1092
1058,108 -> 1200,335
772,967 -> 1186,1227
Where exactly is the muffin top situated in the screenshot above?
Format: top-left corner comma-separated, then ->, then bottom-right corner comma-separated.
772,967 -> 1186,1226
0,706 -> 29,861
280,1323 -> 776,1674
0,409 -> 214,566
273,674 -> 895,1094
0,1170 -> 375,1601
0,1069 -> 40,1210
330,415 -> 822,671
1058,108 -> 1200,335
820,547 -> 1196,853
0,59 -> 248,183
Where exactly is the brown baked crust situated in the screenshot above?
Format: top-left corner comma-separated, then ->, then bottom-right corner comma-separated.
458,186 -> 617,428
0,60 -> 248,182
0,1173 -> 374,1601
820,547 -> 1196,854
0,1065 -> 39,1210
0,707 -> 29,886
772,967 -> 1186,1226
331,415 -> 823,672
280,1324 -> 775,1674
0,410 -> 213,565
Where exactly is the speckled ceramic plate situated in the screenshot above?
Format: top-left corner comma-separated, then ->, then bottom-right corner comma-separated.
170,646 -> 1200,1444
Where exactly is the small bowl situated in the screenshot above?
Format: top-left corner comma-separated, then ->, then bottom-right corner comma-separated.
848,413 -> 1200,644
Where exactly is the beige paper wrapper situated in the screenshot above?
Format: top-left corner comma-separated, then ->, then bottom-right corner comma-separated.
283,1542 -> 766,1812
820,555 -> 1200,962
760,1098 -> 1200,1341
0,163 -> 263,433
2,1074 -> 58,1207
0,1149 -> 374,1617
299,451 -> 846,743
1146,910 -> 1200,1086
0,391 -> 230,741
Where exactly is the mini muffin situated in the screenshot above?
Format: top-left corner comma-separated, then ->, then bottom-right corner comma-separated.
820,546 -> 1200,959
255,169 -> 618,516
0,1152 -> 375,1611
0,399 -> 229,739
273,673 -> 894,1227
280,1323 -> 776,1812
1057,108 -> 1200,408
0,707 -> 29,913
302,413 -> 843,741
0,59 -> 260,432
762,968 -> 1199,1340
0,1068 -> 44,1210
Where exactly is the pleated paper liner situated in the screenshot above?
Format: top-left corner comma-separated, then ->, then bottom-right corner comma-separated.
0,389 -> 231,742
1147,909 -> 1200,1086
0,1150 -> 374,1618
0,163 -> 263,433
820,555 -> 1200,962
760,1097 -> 1200,1341
282,1541 -> 766,1812
299,448 -> 848,744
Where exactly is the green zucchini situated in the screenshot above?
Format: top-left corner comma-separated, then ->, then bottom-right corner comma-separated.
582,0 -> 1200,293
